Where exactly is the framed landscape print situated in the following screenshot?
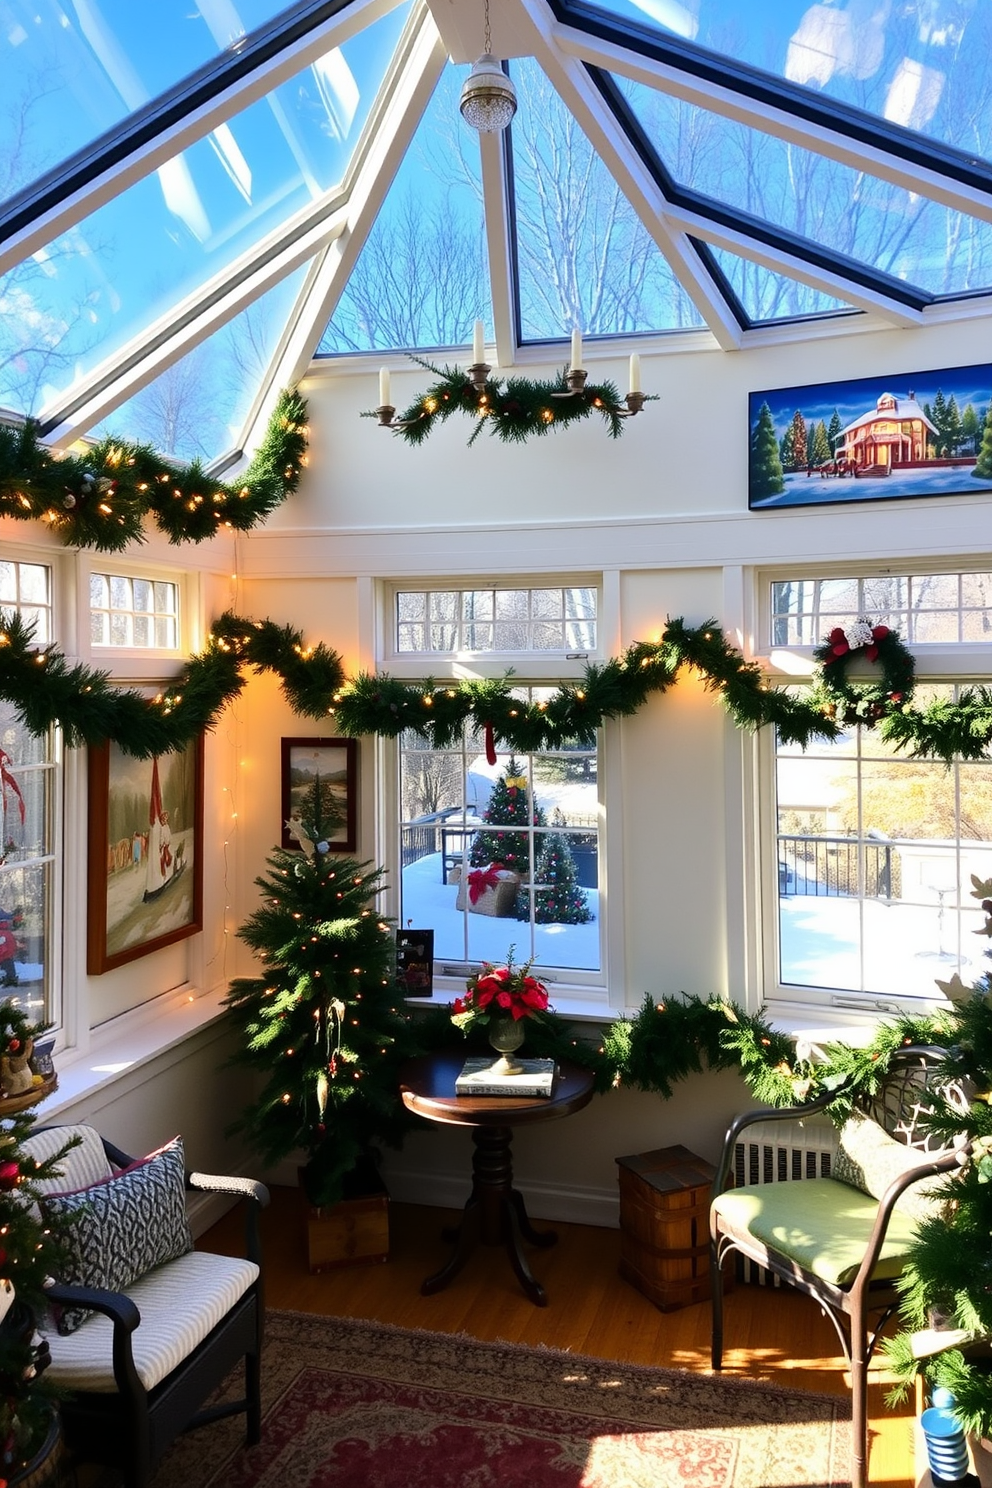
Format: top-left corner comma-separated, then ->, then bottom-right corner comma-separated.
87,735 -> 204,974
280,737 -> 357,852
749,362 -> 992,511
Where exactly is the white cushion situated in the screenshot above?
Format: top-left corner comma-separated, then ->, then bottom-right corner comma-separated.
23,1125 -> 115,1196
43,1250 -> 259,1393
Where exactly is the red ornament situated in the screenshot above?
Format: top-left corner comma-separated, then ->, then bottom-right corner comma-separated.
0,1163 -> 17,1191
7,1040 -> 18,1055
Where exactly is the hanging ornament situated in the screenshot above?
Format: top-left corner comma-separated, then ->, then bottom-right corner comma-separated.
315,840 -> 330,855
483,720 -> 497,766
316,1071 -> 328,1118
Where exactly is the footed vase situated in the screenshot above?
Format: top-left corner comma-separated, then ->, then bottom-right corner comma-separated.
488,1016 -> 526,1076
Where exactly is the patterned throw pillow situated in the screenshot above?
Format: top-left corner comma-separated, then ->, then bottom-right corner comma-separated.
833,1111 -> 951,1224
42,1137 -> 193,1334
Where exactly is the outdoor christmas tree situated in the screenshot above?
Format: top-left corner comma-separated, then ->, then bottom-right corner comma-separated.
468,756 -> 546,878
224,779 -> 413,1208
516,825 -> 592,925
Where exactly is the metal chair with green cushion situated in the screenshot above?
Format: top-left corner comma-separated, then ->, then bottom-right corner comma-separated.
709,1046 -> 968,1488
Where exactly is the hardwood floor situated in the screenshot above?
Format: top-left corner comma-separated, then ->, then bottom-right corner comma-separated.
200,1185 -> 917,1486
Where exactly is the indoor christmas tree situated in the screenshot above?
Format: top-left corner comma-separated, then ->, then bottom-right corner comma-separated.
518,826 -> 592,925
0,1003 -> 73,1476
468,756 -> 546,878
224,779 -> 413,1208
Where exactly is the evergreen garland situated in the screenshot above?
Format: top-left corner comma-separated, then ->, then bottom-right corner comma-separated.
0,389 -> 307,552
364,362 -> 653,446
3,606 -> 992,765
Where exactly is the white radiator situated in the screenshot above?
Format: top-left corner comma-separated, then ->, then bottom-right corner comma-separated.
734,1115 -> 838,1285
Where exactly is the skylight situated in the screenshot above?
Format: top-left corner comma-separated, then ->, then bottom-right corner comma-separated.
2,0 -> 992,456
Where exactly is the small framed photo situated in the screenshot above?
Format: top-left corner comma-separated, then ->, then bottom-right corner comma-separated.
396,928 -> 434,997
87,735 -> 204,975
281,737 -> 357,852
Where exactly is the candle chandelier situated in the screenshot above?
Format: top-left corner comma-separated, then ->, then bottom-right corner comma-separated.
459,0 -> 517,134
372,324 -> 650,445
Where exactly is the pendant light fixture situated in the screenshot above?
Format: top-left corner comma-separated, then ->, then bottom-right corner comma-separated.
459,0 -> 517,134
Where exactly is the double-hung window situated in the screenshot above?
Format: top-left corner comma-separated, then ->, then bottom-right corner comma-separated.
388,581 -> 606,997
761,569 -> 992,1017
0,558 -> 59,1024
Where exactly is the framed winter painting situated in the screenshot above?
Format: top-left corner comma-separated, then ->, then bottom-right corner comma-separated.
86,735 -> 204,974
280,737 -> 357,853
748,361 -> 992,510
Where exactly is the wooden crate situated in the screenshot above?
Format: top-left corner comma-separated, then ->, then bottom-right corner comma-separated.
301,1176 -> 390,1273
616,1145 -> 724,1312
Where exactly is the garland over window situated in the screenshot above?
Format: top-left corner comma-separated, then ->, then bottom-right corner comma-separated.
0,390 -> 308,552
0,611 -> 988,763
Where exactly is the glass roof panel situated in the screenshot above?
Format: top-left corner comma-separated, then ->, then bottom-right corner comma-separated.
510,57 -> 705,340
319,65 -> 492,354
617,74 -> 992,297
86,266 -> 308,464
1,4 -> 410,416
707,244 -> 855,324
574,2 -> 992,169
0,0 -> 362,197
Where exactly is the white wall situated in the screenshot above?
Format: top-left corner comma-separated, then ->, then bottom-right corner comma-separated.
230,310 -> 992,1218
6,307 -> 992,1228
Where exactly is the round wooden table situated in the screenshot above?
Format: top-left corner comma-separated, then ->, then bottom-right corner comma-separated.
399,1051 -> 596,1306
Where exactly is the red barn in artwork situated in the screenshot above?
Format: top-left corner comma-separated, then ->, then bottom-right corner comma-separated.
837,390 -> 937,472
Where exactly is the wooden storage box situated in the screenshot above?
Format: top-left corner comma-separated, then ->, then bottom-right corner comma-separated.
616,1144 -> 724,1312
301,1172 -> 389,1273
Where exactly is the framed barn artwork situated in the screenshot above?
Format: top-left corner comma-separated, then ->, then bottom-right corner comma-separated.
749,362 -> 992,510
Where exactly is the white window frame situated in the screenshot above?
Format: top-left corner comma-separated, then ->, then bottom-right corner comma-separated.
380,575 -> 602,681
75,554 -> 199,681
0,546 -> 68,1037
750,560 -> 992,1028
377,574 -> 623,1015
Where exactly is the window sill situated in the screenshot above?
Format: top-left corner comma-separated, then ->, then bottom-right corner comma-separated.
46,988 -> 228,1115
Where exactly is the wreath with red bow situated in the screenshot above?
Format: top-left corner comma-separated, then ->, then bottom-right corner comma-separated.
812,617 -> 916,720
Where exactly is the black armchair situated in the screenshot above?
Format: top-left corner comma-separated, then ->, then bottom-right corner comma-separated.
709,1047 -> 967,1488
24,1123 -> 268,1488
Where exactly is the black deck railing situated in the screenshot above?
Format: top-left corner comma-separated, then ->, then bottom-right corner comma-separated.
778,835 -> 897,899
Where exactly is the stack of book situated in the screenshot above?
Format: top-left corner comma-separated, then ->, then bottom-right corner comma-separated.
455,1057 -> 556,1097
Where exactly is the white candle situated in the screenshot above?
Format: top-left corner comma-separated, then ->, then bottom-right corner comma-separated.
472,319 -> 485,365
570,327 -> 583,371
379,367 -> 390,406
628,353 -> 641,394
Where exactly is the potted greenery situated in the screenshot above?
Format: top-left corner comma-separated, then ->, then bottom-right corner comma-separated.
223,778 -> 415,1266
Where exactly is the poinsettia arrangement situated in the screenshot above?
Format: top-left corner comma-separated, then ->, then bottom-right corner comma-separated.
451,947 -> 550,1031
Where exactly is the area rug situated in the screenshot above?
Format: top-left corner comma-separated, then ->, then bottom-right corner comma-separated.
148,1311 -> 851,1488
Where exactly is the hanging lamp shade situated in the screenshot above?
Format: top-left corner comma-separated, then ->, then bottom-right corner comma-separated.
459,54 -> 517,133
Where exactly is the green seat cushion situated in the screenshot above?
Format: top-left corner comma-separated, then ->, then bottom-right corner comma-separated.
712,1177 -> 921,1286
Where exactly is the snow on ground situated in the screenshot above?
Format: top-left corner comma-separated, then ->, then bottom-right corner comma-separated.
780,894 -> 986,999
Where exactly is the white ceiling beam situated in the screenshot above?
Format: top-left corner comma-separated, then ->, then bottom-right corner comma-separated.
662,205 -> 922,327
41,202 -> 350,449
0,0 -> 406,279
239,7 -> 449,452
478,132 -> 517,369
555,23 -> 992,228
42,4 -> 444,450
516,0 -> 742,349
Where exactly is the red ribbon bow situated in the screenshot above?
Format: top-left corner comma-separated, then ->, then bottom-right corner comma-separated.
467,865 -> 501,905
